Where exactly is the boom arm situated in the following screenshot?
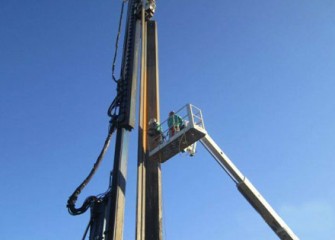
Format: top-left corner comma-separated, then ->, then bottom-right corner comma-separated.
200,134 -> 299,240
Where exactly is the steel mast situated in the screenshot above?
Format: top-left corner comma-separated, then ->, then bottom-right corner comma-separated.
104,1 -> 162,239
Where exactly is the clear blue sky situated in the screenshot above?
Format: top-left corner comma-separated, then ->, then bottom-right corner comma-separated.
1,0 -> 335,239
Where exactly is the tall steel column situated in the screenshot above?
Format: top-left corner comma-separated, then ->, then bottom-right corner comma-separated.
136,20 -> 163,240
104,129 -> 129,240
103,0 -> 141,239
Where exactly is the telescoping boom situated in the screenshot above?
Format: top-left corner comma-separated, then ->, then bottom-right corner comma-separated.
148,104 -> 299,240
200,135 -> 299,240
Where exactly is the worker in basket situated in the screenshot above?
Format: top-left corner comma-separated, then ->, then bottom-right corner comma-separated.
148,118 -> 164,144
167,111 -> 184,138
145,0 -> 156,19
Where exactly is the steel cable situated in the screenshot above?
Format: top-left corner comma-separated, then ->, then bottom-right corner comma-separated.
112,0 -> 128,82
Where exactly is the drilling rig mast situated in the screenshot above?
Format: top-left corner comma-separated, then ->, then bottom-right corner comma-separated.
67,1 -> 162,239
67,1 -> 299,239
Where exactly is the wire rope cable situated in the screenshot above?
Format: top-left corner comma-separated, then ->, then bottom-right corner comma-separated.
112,0 -> 128,82
82,218 -> 92,240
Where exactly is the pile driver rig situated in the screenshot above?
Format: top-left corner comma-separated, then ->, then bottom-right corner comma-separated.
66,1 -> 299,239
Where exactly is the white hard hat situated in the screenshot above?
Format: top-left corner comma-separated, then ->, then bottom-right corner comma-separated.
148,118 -> 157,125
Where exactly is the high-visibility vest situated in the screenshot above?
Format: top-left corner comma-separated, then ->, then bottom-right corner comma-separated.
168,115 -> 183,128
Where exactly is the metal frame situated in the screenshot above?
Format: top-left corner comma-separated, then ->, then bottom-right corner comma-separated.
200,135 -> 299,240
148,104 -> 207,162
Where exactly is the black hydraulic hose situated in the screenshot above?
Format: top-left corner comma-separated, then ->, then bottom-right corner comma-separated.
107,96 -> 119,117
67,125 -> 115,215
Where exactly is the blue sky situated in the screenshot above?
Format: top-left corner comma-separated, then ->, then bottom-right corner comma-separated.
1,0 -> 335,239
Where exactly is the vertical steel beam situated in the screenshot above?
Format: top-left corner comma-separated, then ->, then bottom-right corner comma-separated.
104,129 -> 129,240
136,6 -> 147,239
136,20 -> 163,240
102,1 -> 141,239
145,20 -> 163,240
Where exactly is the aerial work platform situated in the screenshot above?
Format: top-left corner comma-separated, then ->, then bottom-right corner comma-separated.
148,103 -> 299,239
148,104 -> 206,163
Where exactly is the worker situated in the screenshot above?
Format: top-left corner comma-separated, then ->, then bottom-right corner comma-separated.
145,0 -> 156,19
148,118 -> 163,144
167,111 -> 184,138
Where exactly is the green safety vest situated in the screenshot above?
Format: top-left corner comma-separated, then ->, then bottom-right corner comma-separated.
168,115 -> 183,128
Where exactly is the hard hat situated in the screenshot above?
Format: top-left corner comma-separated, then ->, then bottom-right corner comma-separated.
148,118 -> 157,125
